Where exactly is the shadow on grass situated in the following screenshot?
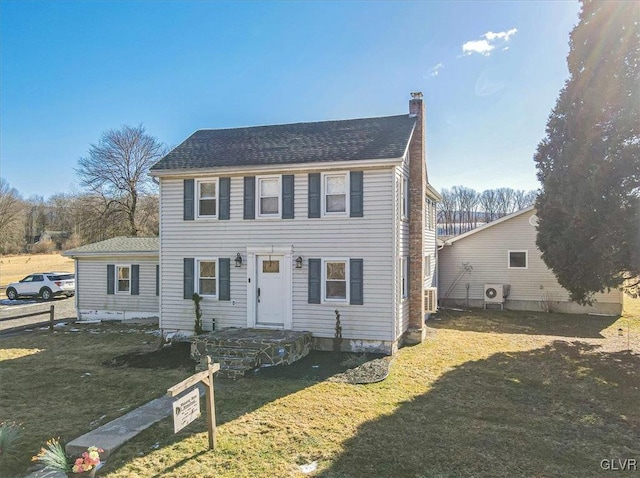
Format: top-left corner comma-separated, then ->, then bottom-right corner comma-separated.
318,341 -> 640,478
430,308 -> 620,338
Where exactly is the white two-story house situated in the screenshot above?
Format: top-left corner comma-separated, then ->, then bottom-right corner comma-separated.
149,93 -> 440,354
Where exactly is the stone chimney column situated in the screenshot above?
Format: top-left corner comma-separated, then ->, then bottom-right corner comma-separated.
405,92 -> 426,345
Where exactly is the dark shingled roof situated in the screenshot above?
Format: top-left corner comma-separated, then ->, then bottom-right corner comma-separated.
150,114 -> 415,171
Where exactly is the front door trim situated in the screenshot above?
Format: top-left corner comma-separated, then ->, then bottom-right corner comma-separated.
246,246 -> 293,329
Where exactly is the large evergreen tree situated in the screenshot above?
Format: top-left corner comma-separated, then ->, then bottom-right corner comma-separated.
535,0 -> 640,304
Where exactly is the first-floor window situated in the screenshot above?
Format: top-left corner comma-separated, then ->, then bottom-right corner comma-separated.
116,265 -> 130,293
401,256 -> 408,299
508,250 -> 528,269
424,255 -> 431,278
324,260 -> 347,301
198,260 -> 217,296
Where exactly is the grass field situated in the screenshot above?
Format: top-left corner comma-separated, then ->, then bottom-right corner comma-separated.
0,253 -> 75,286
1,300 -> 638,477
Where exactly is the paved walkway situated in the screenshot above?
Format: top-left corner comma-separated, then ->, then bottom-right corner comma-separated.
27,385 -> 205,477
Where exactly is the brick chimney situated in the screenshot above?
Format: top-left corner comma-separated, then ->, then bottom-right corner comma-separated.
404,92 -> 426,345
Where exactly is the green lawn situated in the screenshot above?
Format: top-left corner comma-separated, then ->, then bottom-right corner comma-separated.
1,301 -> 639,477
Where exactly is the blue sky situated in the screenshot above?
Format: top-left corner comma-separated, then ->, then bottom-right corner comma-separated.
0,1 -> 580,199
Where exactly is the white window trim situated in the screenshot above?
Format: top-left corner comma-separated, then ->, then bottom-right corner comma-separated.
507,250 -> 528,269
322,172 -> 349,217
401,256 -> 409,299
196,178 -> 218,219
401,175 -> 409,221
256,175 -> 282,219
196,258 -> 219,298
322,258 -> 349,303
115,264 -> 131,295
424,254 -> 431,280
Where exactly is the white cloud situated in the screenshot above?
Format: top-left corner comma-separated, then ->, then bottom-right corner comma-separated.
462,40 -> 494,56
426,62 -> 444,77
462,28 -> 518,56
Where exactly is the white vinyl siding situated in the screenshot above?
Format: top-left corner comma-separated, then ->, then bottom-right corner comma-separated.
394,158 -> 411,339
159,168 -> 395,341
75,256 -> 159,317
438,209 -> 623,313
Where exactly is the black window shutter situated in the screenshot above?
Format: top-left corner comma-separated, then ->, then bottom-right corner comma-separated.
308,258 -> 321,304
131,264 -> 140,295
244,176 -> 255,219
282,174 -> 295,219
308,173 -> 321,218
184,179 -> 195,221
219,177 -> 230,220
155,264 -> 160,296
219,258 -> 230,301
184,258 -> 194,299
350,259 -> 363,305
107,264 -> 115,295
350,171 -> 363,217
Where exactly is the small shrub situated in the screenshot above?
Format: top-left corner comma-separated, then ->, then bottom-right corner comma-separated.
0,422 -> 23,473
192,293 -> 204,335
341,353 -> 368,368
31,241 -> 55,254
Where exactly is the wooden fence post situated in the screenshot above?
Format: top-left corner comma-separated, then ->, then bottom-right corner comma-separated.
205,356 -> 217,450
49,305 -> 55,330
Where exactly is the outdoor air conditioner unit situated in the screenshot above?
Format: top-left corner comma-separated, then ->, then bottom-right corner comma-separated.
484,284 -> 505,306
424,287 -> 438,314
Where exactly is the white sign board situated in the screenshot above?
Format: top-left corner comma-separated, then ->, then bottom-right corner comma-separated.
172,388 -> 201,433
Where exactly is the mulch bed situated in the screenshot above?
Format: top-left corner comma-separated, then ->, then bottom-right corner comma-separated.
104,342 -> 391,384
103,341 -> 196,370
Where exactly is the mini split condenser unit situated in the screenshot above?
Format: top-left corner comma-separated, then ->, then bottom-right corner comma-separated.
484,284 -> 505,305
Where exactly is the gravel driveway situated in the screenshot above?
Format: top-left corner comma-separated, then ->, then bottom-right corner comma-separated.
0,296 -> 77,333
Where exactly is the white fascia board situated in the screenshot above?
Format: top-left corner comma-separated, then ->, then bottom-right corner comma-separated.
444,205 -> 536,245
63,251 -> 159,259
149,157 -> 404,178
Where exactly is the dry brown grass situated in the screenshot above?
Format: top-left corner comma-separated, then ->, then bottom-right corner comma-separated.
1,305 -> 638,477
0,253 -> 74,286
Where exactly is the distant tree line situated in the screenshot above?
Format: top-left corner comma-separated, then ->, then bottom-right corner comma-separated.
0,125 -> 164,255
437,186 -> 537,236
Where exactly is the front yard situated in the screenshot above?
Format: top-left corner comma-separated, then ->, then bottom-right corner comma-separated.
1,301 -> 639,477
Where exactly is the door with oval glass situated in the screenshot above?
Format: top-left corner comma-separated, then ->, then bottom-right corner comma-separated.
256,255 -> 285,327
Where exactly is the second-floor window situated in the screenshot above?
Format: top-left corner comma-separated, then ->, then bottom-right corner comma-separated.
257,176 -> 280,217
324,173 -> 348,215
198,179 -> 218,217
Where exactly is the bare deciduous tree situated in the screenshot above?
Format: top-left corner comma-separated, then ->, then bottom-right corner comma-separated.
0,178 -> 25,253
76,124 -> 165,236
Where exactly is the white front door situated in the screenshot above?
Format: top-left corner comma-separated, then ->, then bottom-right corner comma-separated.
256,255 -> 285,327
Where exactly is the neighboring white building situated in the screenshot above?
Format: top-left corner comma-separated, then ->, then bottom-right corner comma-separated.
438,206 -> 624,315
63,237 -> 159,321
149,93 -> 440,354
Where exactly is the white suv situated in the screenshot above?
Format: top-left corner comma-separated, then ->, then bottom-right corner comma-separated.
5,272 -> 75,301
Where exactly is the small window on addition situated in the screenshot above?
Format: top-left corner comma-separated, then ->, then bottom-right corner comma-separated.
508,251 -> 528,269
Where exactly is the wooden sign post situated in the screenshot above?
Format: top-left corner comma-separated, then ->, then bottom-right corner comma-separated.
167,356 -> 220,450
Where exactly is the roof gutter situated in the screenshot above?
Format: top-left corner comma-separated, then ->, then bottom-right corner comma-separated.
149,156 -> 405,178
